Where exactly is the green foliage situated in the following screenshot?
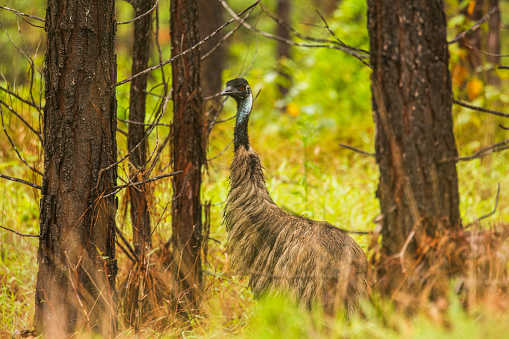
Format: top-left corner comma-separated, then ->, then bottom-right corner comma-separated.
1,0 -> 509,337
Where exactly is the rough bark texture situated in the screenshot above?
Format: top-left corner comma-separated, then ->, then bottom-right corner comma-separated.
170,0 -> 204,311
199,0 -> 224,98
367,0 -> 461,291
128,0 -> 154,257
34,0 -> 117,336
199,0 -> 224,139
276,0 -> 291,98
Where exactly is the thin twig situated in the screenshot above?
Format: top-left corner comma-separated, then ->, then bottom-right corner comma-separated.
115,0 -> 261,87
0,85 -> 41,110
461,42 -> 509,58
465,183 -> 500,228
0,173 -> 42,190
448,7 -> 499,44
0,225 -> 39,238
338,143 -> 375,157
499,65 -> 509,70
453,98 -> 509,118
112,171 -> 182,191
0,99 -> 42,141
259,3 -> 369,54
220,0 -> 371,68
207,140 -> 233,161
0,5 -> 45,23
0,107 -> 42,175
201,6 -> 255,61
103,171 -> 183,199
118,117 -> 171,127
115,226 -> 139,264
117,0 -> 158,25
457,139 -> 509,162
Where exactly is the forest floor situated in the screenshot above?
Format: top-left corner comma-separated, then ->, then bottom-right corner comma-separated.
1,103 -> 509,338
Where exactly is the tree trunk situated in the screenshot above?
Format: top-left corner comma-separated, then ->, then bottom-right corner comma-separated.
276,0 -> 291,98
199,0 -> 224,99
170,0 -> 204,312
367,0 -> 461,293
128,0 -> 154,258
34,0 -> 117,336
460,0 -> 500,71
199,0 -> 224,139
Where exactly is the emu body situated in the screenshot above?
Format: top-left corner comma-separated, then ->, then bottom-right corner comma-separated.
222,78 -> 369,313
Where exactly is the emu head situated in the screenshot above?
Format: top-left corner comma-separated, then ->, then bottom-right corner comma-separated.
221,78 -> 251,102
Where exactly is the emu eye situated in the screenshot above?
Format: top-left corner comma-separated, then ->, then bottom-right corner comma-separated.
239,85 -> 245,90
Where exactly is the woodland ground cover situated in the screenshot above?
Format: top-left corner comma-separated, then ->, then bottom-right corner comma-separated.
0,0 -> 509,337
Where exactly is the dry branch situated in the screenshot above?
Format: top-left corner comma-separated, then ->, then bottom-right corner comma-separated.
115,0 -> 261,87
448,6 -> 499,44
454,98 -> 509,118
0,173 -> 42,190
0,224 -> 39,238
117,0 -> 158,25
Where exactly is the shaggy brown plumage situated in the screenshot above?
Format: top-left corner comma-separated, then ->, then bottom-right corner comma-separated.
222,78 -> 369,314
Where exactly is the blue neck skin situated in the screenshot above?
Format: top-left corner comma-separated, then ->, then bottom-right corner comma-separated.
233,93 -> 253,152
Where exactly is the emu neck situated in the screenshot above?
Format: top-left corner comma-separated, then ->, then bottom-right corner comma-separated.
234,94 -> 253,152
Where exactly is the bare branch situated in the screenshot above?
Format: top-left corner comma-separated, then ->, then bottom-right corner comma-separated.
115,0 -> 261,87
220,0 -> 371,68
0,224 -> 39,238
448,6 -> 499,44
117,0 -> 158,25
103,171 -> 183,199
0,84 -> 41,110
499,65 -> 509,70
259,3 -> 369,54
465,183 -> 500,228
0,173 -> 42,190
0,107 -> 42,175
0,5 -> 45,25
453,98 -> 509,118
439,138 -> 509,163
338,143 -> 375,157
207,140 -> 233,161
118,117 -> 170,127
0,99 -> 42,141
201,6 -> 255,61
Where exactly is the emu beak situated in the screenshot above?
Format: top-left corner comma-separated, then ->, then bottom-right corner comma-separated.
221,86 -> 234,96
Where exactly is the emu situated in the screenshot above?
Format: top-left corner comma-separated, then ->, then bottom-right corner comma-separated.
221,78 -> 369,314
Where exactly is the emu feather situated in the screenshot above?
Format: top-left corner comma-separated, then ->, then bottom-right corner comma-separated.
222,78 -> 369,314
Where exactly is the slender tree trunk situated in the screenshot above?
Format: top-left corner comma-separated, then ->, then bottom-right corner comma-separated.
169,0 -> 204,312
199,0 -> 224,139
460,0 -> 500,71
128,0 -> 154,257
276,0 -> 291,98
34,0 -> 117,336
367,0 -> 461,293
199,0 -> 224,99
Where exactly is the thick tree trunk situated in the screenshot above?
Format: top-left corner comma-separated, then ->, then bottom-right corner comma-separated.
34,0 -> 117,336
276,0 -> 291,98
367,0 -> 461,293
170,0 -> 204,311
128,0 -> 154,257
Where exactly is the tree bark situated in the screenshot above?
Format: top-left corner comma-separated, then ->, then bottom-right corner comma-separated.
34,0 -> 117,336
367,0 -> 461,292
128,0 -> 154,258
199,0 -> 224,99
460,0 -> 500,70
170,0 -> 204,312
276,0 -> 291,98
